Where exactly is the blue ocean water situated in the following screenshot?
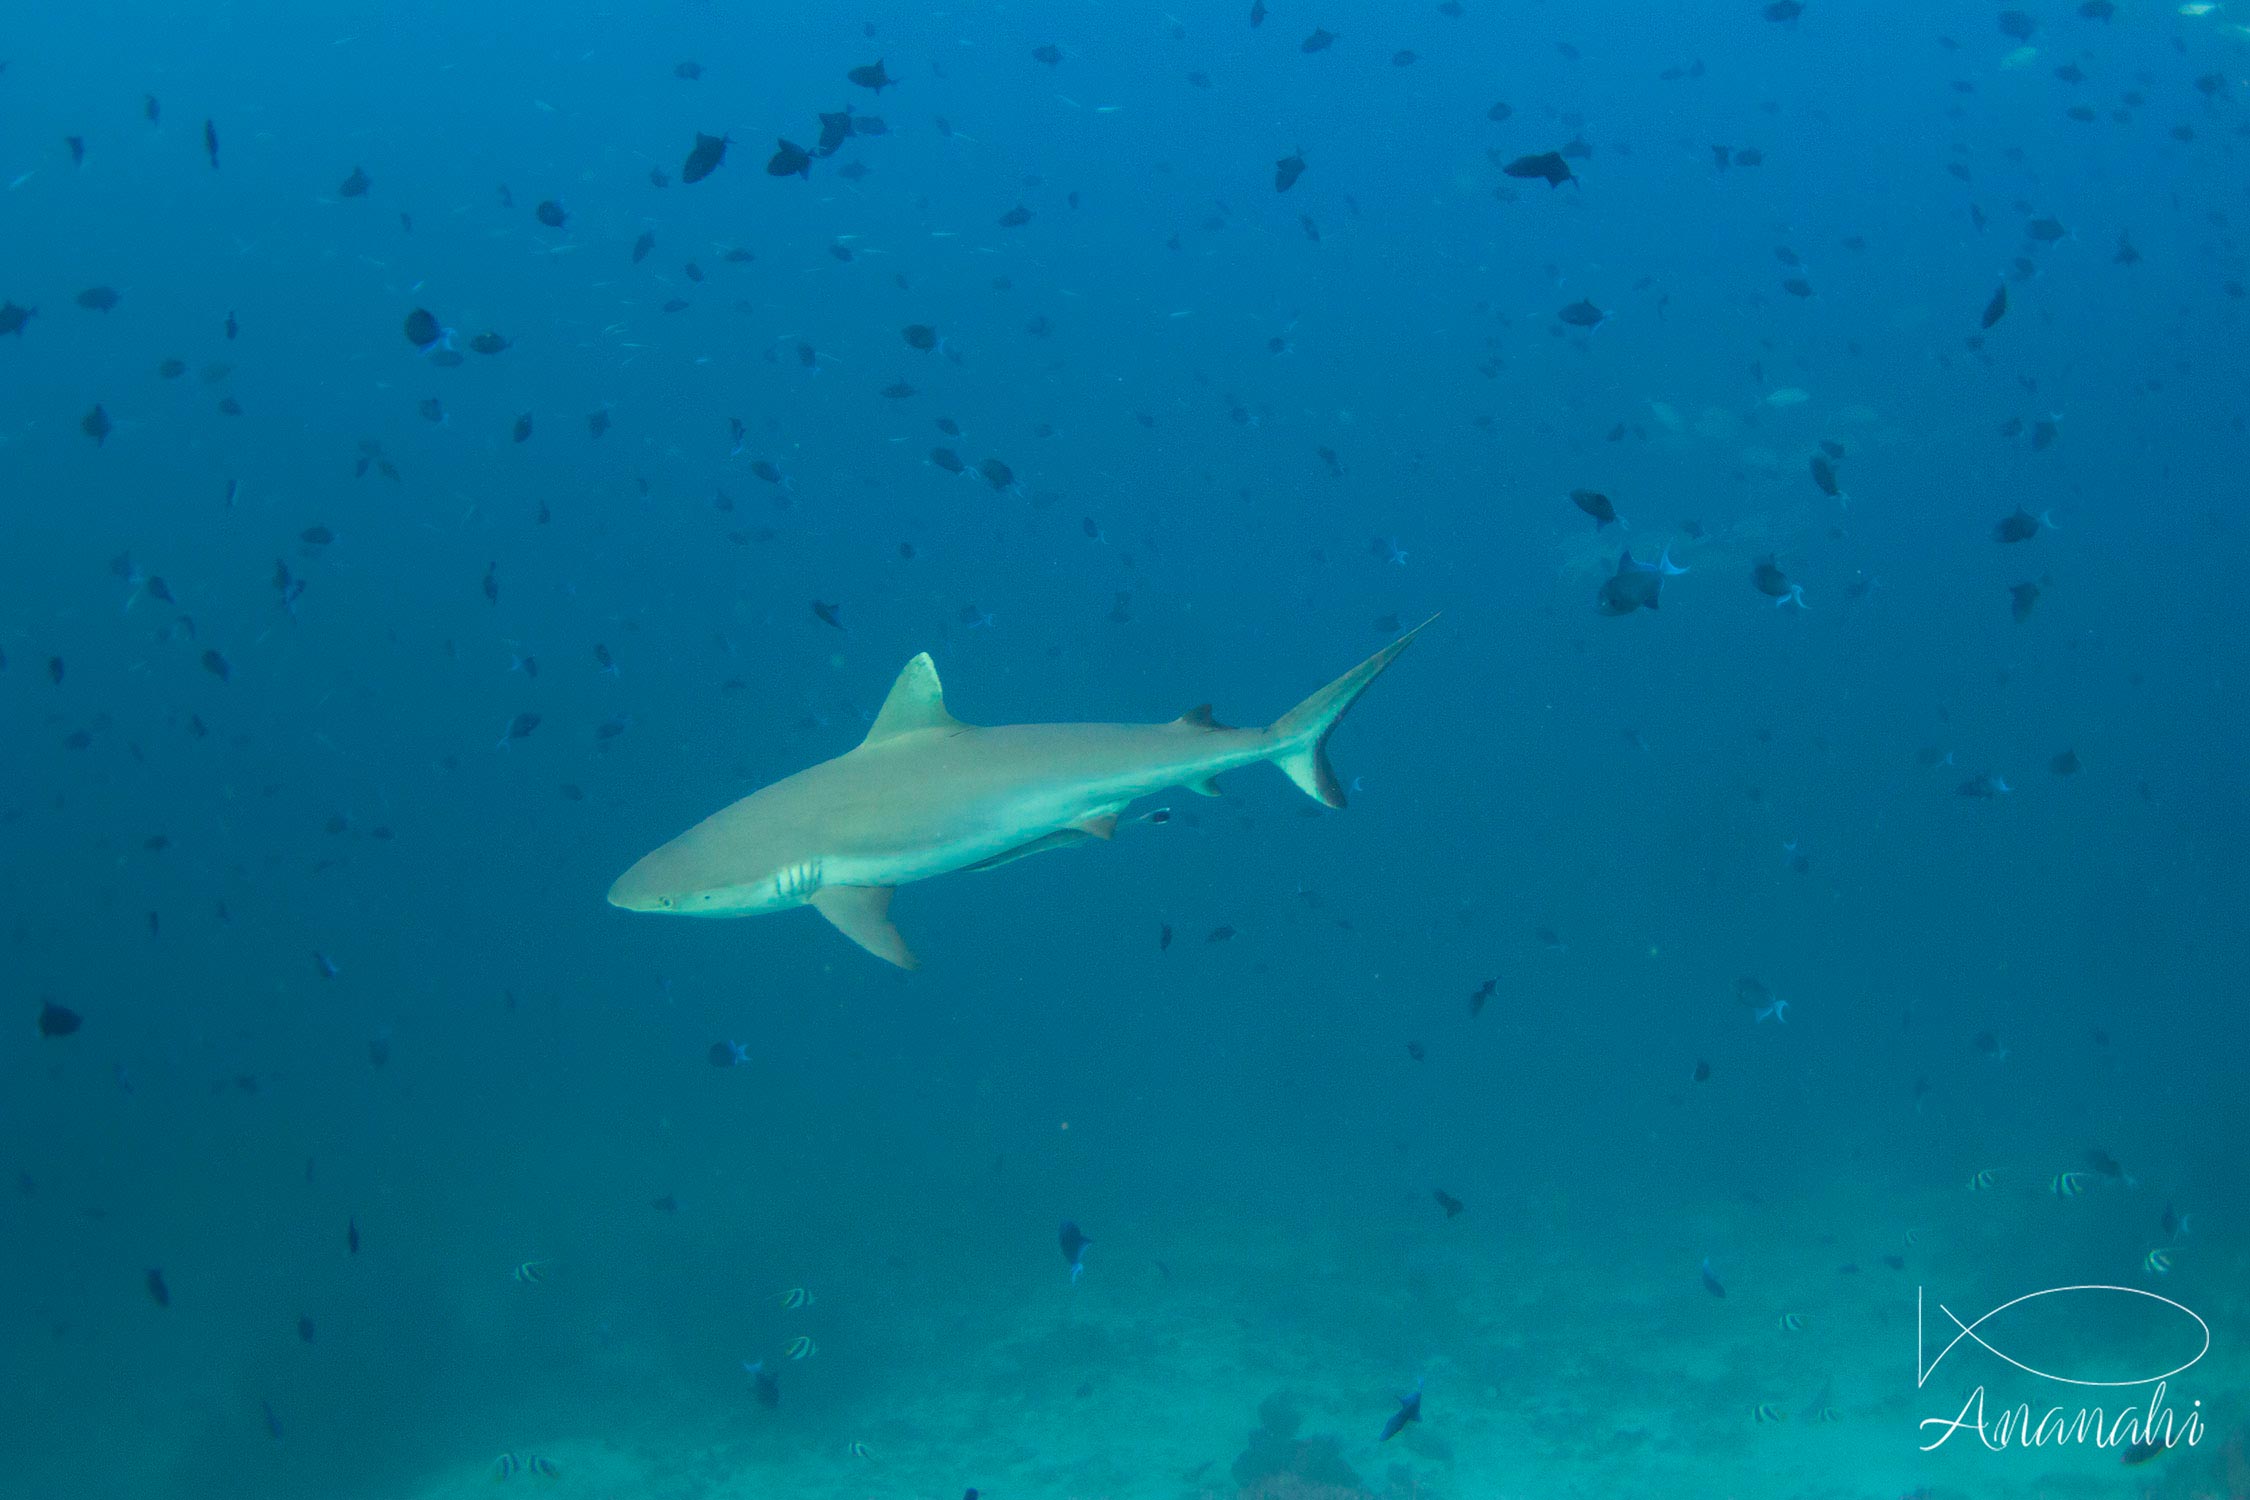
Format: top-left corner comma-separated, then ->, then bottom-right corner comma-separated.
4,2 -> 2246,1497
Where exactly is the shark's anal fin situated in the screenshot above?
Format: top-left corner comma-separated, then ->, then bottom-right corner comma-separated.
1071,812 -> 1119,840
1184,776 -> 1222,797
863,653 -> 961,745
809,886 -> 918,969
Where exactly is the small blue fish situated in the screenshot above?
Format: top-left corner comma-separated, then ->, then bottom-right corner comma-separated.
513,1260 -> 548,1284
1379,1383 -> 1422,1441
1059,1220 -> 1091,1284
1700,1257 -> 1726,1298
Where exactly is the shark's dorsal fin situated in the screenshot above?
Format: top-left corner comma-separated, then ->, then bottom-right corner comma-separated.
864,652 -> 961,744
1174,704 -> 1233,730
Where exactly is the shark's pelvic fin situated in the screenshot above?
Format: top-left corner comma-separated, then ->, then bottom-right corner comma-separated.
810,885 -> 918,969
1265,616 -> 1435,809
863,652 -> 962,745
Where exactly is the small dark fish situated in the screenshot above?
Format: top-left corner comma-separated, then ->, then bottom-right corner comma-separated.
2080,0 -> 2114,16
675,60 -> 703,81
0,301 -> 34,336
1159,923 -> 1173,950
1781,277 -> 1815,298
66,136 -> 85,165
651,1194 -> 678,1213
77,285 -> 119,312
902,323 -> 938,351
1959,771 -> 2013,799
2121,1432 -> 2175,1466
1981,285 -> 2007,329
1503,151 -> 1573,187
1700,1257 -> 1725,1298
144,94 -> 161,124
767,139 -> 812,178
1250,0 -> 1267,24
814,110 -> 854,156
682,131 -> 729,184
1032,43 -> 1063,66
1597,547 -> 1682,615
469,331 -> 509,355
1998,10 -> 2037,42
997,203 -> 1033,227
37,1001 -> 82,1038
347,1217 -> 359,1254
2008,581 -> 2040,623
2050,749 -> 2080,776
1206,925 -> 1236,943
402,308 -> 444,349
979,457 -> 1015,490
1693,1059 -> 1711,1083
1809,455 -> 1841,497
1380,1387 -> 1421,1442
632,230 -> 655,264
502,711 -> 541,744
1406,1041 -> 1426,1062
1570,489 -> 1618,529
1486,101 -> 1514,122
417,397 -> 445,424
201,648 -> 232,681
1992,507 -> 2051,543
2025,216 -> 2067,243
534,200 -> 568,228
1558,298 -> 1605,328
1434,1189 -> 1464,1219
338,166 -> 370,197
1059,1220 -> 1092,1280
1274,151 -> 1306,192
587,409 -> 611,439
812,600 -> 844,630
1301,27 -> 1336,53
203,119 -> 219,169
1751,555 -> 1805,608
847,59 -> 894,92
147,1268 -> 171,1307
297,1315 -> 315,1342
82,404 -> 111,446
929,446 -> 965,474
1764,0 -> 1803,18
1469,977 -> 1495,1017
512,413 -> 533,443
709,1040 -> 749,1068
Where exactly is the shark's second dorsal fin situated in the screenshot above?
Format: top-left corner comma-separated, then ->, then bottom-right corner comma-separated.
1174,704 -> 1233,731
864,652 -> 961,744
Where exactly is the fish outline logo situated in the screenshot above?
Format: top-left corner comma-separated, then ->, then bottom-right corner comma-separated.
1916,1284 -> 2209,1390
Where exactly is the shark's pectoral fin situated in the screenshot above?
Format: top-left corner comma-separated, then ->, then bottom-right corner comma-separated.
1072,812 -> 1119,840
809,886 -> 919,970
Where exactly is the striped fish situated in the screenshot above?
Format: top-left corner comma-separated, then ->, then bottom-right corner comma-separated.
2051,1172 -> 2091,1199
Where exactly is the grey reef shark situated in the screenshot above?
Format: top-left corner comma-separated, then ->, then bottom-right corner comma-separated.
608,618 -> 1434,967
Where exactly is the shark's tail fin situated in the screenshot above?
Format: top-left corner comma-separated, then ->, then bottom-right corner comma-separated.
1266,616 -> 1434,808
